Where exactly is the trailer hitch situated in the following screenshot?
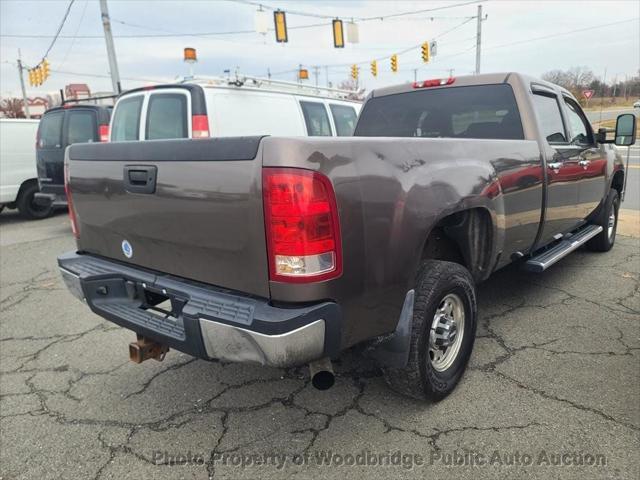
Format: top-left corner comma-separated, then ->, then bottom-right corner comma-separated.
129,334 -> 169,363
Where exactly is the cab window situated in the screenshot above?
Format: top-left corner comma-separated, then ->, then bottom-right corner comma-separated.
67,110 -> 97,145
146,93 -> 188,140
532,93 -> 566,144
330,104 -> 357,136
300,101 -> 332,136
111,96 -> 143,141
563,97 -> 592,145
38,111 -> 64,148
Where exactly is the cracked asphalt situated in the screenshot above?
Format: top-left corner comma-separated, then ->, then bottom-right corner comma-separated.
1,210 -> 638,480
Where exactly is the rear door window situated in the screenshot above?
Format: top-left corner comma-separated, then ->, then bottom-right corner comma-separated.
300,101 -> 332,136
66,110 -> 97,145
146,93 -> 188,140
329,104 -> 358,136
354,84 -> 524,140
111,95 -> 143,141
38,111 -> 64,148
531,93 -> 567,144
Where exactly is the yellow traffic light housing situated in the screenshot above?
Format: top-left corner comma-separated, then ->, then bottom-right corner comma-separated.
28,69 -> 35,87
332,19 -> 344,48
370,60 -> 377,77
351,64 -> 359,80
274,10 -> 288,43
421,42 -> 430,63
34,66 -> 42,86
390,54 -> 398,73
42,59 -> 50,81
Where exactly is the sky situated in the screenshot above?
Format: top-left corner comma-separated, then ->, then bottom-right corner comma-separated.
1,0 -> 639,98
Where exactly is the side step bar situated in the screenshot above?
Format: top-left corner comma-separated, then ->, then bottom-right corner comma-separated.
524,224 -> 603,273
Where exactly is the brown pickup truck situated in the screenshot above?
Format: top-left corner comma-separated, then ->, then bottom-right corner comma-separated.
58,73 -> 637,401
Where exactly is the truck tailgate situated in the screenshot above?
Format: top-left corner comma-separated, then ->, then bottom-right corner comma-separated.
66,137 -> 270,298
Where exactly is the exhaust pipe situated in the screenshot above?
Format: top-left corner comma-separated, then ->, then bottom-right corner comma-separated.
129,334 -> 169,363
309,357 -> 335,390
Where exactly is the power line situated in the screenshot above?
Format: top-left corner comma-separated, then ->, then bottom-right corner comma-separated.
40,0 -> 76,60
58,0 -> 89,68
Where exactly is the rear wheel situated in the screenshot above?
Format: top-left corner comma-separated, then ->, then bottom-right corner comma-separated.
16,183 -> 53,220
587,188 -> 619,252
382,260 -> 477,401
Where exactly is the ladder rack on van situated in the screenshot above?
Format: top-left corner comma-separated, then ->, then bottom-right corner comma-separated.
180,75 -> 363,102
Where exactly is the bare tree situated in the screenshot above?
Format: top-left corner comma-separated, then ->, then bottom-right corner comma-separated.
0,98 -> 26,118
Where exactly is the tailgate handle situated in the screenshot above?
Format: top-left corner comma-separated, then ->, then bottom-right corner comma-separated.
124,165 -> 157,194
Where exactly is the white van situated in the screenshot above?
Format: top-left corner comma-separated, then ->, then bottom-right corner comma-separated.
109,76 -> 361,141
0,118 -> 53,219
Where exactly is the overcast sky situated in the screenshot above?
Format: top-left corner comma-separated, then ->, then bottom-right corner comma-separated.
1,0 -> 638,98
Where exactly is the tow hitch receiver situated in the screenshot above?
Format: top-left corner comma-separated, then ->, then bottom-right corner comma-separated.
129,334 -> 169,363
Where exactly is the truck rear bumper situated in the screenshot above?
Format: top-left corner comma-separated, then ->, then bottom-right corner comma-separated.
58,252 -> 341,368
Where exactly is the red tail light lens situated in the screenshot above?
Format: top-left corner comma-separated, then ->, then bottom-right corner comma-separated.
99,124 -> 109,142
192,114 -> 210,138
64,161 -> 79,238
263,168 -> 342,283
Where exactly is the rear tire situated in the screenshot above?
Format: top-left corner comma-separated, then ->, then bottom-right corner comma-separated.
16,183 -> 53,220
587,188 -> 619,252
382,260 -> 477,401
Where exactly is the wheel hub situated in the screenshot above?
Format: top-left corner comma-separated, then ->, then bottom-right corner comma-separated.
428,293 -> 465,372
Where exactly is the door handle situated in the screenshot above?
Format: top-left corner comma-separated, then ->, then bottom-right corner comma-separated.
123,165 -> 157,194
547,162 -> 562,170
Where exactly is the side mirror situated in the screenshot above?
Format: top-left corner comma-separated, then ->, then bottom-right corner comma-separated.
615,114 -> 637,146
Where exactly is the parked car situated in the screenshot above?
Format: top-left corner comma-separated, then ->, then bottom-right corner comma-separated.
633,100 -> 640,109
35,104 -> 112,209
108,76 -> 361,141
58,72 -> 636,401
0,118 -> 54,219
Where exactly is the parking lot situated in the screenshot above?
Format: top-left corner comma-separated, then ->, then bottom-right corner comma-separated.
0,210 -> 638,480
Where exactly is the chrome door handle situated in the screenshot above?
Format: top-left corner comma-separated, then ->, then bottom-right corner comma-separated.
579,159 -> 590,168
547,162 -> 562,170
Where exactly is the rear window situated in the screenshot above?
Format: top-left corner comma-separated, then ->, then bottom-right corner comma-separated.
300,101 -> 332,136
146,93 -> 188,140
111,96 -> 143,141
67,110 -> 97,145
330,104 -> 357,136
354,84 -> 524,140
38,111 -> 64,148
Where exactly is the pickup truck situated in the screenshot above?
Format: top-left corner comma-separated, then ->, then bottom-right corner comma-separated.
58,73 -> 637,401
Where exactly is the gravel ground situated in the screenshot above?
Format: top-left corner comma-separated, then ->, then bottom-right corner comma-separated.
1,210 -> 638,480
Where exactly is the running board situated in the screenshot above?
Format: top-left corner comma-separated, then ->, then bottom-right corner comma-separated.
524,225 -> 603,273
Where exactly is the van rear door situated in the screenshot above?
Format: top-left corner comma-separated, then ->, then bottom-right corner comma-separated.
36,110 -> 65,192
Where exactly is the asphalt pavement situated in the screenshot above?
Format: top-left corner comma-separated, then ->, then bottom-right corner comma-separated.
0,208 -> 638,480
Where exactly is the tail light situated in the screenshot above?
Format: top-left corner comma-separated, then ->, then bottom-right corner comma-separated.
64,161 -> 79,239
412,77 -> 455,88
99,124 -> 109,142
192,114 -> 210,138
263,167 -> 342,283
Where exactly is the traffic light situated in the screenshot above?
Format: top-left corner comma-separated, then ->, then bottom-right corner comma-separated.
42,59 -> 50,81
370,60 -> 377,77
28,69 -> 36,87
351,64 -> 359,80
390,54 -> 398,72
332,19 -> 344,48
421,42 -> 430,63
273,10 -> 288,43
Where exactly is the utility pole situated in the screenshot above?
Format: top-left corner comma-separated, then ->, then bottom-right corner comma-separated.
475,5 -> 487,75
313,66 -> 319,88
17,49 -> 31,119
99,0 -> 121,93
413,69 -> 417,82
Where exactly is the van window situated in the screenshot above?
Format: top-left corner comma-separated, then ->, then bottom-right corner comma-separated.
67,110 -> 97,145
532,93 -> 566,144
354,84 -> 524,140
300,101 -> 332,136
330,104 -> 357,136
111,96 -> 143,141
146,94 -> 188,140
38,111 -> 64,148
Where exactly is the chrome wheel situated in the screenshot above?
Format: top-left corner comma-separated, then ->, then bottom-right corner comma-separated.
428,293 -> 465,372
607,208 -> 616,240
